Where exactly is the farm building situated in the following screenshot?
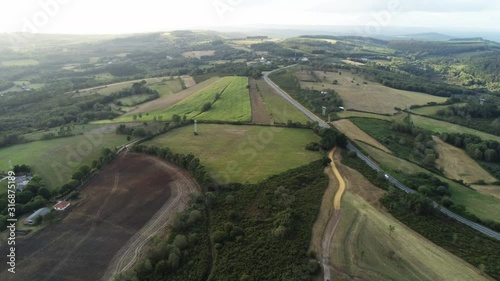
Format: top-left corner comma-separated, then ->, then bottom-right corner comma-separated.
23,207 -> 51,225
16,175 -> 33,191
53,201 -> 70,211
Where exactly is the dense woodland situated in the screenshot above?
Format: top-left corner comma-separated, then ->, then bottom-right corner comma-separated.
118,145 -> 329,281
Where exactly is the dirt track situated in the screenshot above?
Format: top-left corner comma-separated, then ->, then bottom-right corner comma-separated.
319,148 -> 346,281
0,153 -> 199,281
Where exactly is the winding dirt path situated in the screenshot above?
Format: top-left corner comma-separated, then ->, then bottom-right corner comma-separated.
330,148 -> 346,210
321,148 -> 346,281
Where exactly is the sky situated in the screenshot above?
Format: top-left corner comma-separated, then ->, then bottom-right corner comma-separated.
0,0 -> 499,35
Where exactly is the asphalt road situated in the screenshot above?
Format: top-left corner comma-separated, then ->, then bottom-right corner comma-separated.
264,65 -> 500,241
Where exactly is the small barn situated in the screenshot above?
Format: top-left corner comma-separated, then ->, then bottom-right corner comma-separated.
23,207 -> 51,225
53,201 -> 71,211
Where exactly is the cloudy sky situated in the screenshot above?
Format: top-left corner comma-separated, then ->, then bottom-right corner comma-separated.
0,0 -> 499,34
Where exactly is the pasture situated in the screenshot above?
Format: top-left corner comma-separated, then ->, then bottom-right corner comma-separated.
412,103 -> 466,116
412,115 -> 500,142
330,191 -> 489,281
300,71 -> 447,114
433,136 -> 497,184
143,124 -> 321,184
0,132 -> 132,189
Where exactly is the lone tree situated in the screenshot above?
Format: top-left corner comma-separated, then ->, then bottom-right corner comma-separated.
201,102 -> 212,112
389,225 -> 395,237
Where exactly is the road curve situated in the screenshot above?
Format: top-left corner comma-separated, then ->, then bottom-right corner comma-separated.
264,65 -> 500,241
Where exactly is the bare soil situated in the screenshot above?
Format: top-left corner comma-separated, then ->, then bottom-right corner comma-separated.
0,153 -> 199,281
249,78 -> 271,124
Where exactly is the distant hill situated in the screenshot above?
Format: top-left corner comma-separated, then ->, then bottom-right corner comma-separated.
393,32 -> 455,41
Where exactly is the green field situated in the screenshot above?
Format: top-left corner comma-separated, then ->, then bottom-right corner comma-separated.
195,76 -> 251,122
0,133 -> 133,190
412,103 -> 466,116
105,76 -> 250,123
148,79 -> 184,96
143,124 -> 321,184
255,79 -> 311,124
1,59 -> 39,66
357,142 -> 500,223
412,115 -> 500,142
331,191 -> 489,281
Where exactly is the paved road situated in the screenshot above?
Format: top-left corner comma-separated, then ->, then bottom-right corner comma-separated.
264,65 -> 500,241
346,143 -> 500,240
264,67 -> 330,129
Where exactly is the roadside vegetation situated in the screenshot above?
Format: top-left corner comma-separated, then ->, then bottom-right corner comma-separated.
341,150 -> 500,280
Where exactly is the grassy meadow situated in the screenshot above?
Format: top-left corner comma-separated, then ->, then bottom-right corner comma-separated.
143,124 -> 321,184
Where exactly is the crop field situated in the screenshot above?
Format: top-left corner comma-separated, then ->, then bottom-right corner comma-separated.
300,71 -> 447,114
0,153 -> 198,281
181,50 -> 215,58
255,79 -> 311,124
195,77 -> 251,122
330,192 -> 489,281
357,142 -> 500,223
1,59 -> 39,66
249,78 -> 272,124
140,76 -> 242,121
433,136 -> 497,184
0,132 -> 132,189
143,124 -> 321,184
412,115 -> 500,142
72,76 -> 184,97
114,76 -> 250,123
333,119 -> 391,153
